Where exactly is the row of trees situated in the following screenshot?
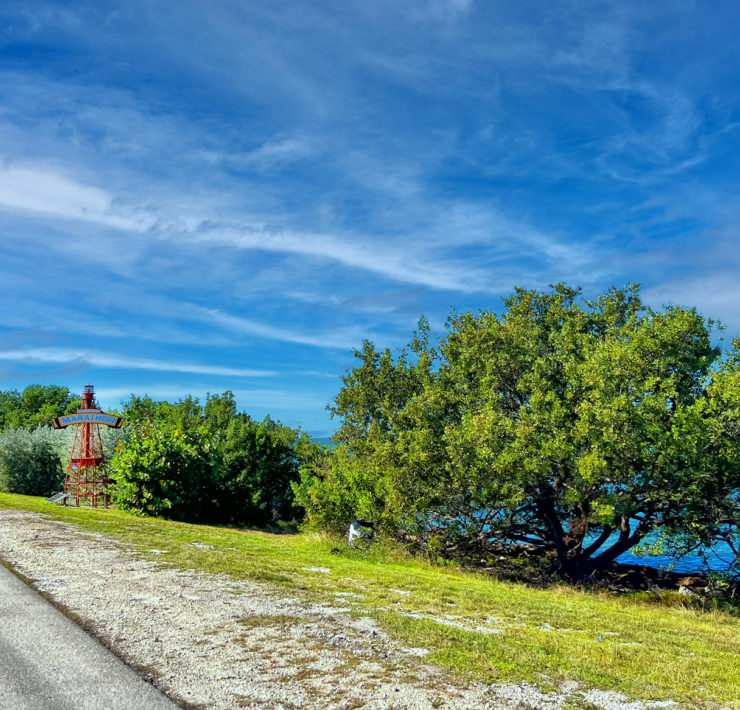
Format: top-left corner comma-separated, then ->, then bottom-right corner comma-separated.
3,284 -> 738,581
295,284 -> 740,580
0,385 -> 80,430
110,392 -> 323,525
0,387 -> 322,527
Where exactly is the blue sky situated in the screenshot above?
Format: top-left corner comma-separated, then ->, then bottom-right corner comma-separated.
1,1 -> 739,434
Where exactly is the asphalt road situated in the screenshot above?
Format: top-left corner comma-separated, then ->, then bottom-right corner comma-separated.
0,563 -> 180,710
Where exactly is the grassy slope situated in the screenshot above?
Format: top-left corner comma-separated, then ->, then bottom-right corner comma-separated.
1,492 -> 738,708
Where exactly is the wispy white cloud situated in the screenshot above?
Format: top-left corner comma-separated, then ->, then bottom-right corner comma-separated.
186,305 -> 369,349
0,348 -> 276,378
0,156 -> 593,295
228,136 -> 318,170
0,163 -> 110,219
0,161 -> 147,231
544,8 -> 708,182
0,299 -> 228,347
638,226 -> 740,333
185,224 -> 488,291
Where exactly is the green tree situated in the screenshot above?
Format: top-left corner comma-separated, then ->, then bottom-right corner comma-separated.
109,392 -> 322,525
204,390 -> 238,431
0,427 -> 64,496
0,385 -> 80,430
297,285 -> 740,579
108,415 -> 218,521
215,414 -> 319,525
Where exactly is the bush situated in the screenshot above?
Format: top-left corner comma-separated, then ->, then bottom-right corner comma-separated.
108,417 -> 218,521
293,444 -> 377,533
108,393 -> 326,525
216,414 -> 319,526
0,427 -> 64,496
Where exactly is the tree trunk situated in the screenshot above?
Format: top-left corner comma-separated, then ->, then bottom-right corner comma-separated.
534,489 -> 587,581
588,515 -> 652,571
581,526 -> 613,559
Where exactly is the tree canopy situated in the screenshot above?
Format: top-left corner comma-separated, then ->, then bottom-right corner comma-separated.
295,284 -> 740,579
0,385 -> 80,431
109,392 -> 324,525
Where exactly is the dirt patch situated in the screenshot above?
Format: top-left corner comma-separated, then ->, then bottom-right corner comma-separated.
0,510 -> 683,710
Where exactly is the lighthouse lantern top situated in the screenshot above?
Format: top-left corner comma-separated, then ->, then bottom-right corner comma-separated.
52,384 -> 123,429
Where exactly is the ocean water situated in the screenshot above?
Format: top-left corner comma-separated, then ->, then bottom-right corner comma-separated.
304,436 -> 736,575
589,531 -> 737,574
311,436 -> 334,448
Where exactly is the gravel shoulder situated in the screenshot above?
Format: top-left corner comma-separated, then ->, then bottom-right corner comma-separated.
0,562 -> 179,710
0,509 -> 687,710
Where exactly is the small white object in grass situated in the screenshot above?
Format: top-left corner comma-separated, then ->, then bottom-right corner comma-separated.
187,542 -> 215,550
303,566 -> 331,574
406,647 -> 430,657
348,520 -> 375,546
389,588 -> 411,596
584,689 -> 677,710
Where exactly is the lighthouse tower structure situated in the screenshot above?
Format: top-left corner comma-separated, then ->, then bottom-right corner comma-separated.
52,384 -> 123,507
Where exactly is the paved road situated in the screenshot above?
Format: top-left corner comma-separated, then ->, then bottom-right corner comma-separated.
0,563 -> 180,710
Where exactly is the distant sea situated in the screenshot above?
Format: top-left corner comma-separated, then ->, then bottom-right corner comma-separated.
582,527 -> 738,575
614,539 -> 736,575
310,436 -> 335,449
303,436 -> 736,575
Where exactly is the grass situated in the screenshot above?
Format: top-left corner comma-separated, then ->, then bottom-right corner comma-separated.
1,492 -> 738,708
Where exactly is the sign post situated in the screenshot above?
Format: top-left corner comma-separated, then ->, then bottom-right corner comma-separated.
52,385 -> 123,507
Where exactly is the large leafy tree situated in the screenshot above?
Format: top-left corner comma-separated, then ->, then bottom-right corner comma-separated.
204,391 -> 322,525
109,392 -> 322,525
297,285 -> 740,579
0,385 -> 80,431
215,412 -> 321,525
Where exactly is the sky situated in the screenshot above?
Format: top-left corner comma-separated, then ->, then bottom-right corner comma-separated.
0,1 -> 739,435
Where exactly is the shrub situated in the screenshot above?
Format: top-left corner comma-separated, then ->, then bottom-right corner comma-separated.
108,418 -> 218,522
108,393 -> 325,525
0,427 -> 64,496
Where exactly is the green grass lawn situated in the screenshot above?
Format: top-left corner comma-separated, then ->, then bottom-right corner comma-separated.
1,492 -> 738,708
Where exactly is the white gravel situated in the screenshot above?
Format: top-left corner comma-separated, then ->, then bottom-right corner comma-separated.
0,510 -> 685,710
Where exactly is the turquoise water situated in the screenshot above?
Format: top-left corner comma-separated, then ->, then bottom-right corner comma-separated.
615,543 -> 736,574
587,530 -> 737,574
304,437 -> 737,575
311,436 -> 334,448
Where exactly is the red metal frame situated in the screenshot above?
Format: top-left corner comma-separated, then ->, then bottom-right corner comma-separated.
63,385 -> 112,507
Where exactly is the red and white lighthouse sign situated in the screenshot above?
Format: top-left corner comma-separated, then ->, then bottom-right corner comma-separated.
52,384 -> 123,507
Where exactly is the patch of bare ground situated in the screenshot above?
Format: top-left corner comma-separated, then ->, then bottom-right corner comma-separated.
0,510 -> 685,710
